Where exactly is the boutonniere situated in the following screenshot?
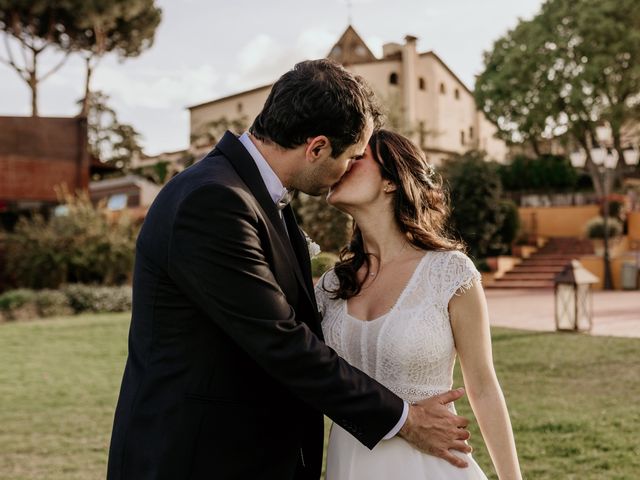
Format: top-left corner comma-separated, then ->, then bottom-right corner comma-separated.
302,230 -> 321,259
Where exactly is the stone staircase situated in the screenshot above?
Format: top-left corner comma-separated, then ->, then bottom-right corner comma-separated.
488,237 -> 595,289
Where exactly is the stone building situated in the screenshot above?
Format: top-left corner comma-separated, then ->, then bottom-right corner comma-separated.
188,25 -> 508,165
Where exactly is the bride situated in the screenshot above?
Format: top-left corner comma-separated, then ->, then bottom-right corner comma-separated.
315,129 -> 522,480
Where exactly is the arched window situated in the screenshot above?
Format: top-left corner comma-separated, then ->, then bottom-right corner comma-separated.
418,77 -> 426,91
454,88 -> 460,100
469,126 -> 474,140
439,82 -> 446,94
389,72 -> 399,85
460,130 -> 465,145
237,102 -> 243,113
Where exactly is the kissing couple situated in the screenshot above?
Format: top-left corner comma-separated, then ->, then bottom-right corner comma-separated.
107,59 -> 521,480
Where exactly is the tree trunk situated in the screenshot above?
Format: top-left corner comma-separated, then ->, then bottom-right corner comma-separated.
80,56 -> 94,117
576,132 -> 604,197
29,68 -> 38,117
611,129 -> 626,187
529,137 -> 542,157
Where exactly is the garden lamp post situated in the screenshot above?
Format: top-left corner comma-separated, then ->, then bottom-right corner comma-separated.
569,134 -> 639,290
554,260 -> 599,332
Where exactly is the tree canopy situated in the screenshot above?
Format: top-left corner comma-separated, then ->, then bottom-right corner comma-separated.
0,0 -> 161,115
475,0 -> 640,194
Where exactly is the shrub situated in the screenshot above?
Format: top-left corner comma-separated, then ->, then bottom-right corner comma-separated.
294,193 -> 352,253
440,151 -> 505,260
35,289 -> 74,317
0,289 -> 38,321
0,285 -> 132,322
488,200 -> 521,256
585,217 -> 623,239
311,252 -> 339,278
4,190 -> 137,289
63,284 -> 132,313
499,154 -> 578,193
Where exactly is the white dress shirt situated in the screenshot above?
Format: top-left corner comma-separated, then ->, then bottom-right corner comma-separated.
237,132 -> 409,440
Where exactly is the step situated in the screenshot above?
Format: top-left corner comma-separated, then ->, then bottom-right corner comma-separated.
487,280 -> 555,289
510,266 -> 565,274
519,260 -> 574,267
532,254 -> 585,259
500,273 -> 556,280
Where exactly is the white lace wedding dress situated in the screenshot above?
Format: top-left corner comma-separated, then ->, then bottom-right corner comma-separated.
315,250 -> 488,480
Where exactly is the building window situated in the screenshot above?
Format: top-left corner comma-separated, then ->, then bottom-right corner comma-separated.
389,72 -> 399,85
237,102 -> 243,113
418,77 -> 426,90
454,88 -> 460,100
469,126 -> 474,140
107,193 -> 128,211
439,82 -> 446,94
460,130 -> 465,146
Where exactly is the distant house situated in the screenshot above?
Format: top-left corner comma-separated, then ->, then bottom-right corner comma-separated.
89,174 -> 162,220
187,25 -> 508,165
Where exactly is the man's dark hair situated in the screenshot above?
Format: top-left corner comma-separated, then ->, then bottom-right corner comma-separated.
250,59 -> 382,157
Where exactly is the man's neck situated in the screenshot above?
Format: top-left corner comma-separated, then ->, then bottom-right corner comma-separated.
247,133 -> 295,189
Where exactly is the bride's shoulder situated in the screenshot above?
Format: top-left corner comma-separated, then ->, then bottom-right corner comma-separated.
426,249 -> 481,303
427,249 -> 475,271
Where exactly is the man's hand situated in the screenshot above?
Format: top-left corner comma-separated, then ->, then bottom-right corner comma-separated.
398,388 -> 471,468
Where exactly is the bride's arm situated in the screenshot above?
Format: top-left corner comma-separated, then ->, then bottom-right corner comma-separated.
449,279 -> 522,480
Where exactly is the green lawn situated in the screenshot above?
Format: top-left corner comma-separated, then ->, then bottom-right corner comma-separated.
0,314 -> 638,479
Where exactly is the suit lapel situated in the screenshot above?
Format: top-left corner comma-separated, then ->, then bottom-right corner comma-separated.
215,131 -> 315,308
283,205 -> 317,311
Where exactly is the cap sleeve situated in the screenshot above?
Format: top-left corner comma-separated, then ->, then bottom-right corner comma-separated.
439,250 -> 481,306
314,269 -> 339,316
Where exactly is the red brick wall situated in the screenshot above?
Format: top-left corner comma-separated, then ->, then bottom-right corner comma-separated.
0,116 -> 89,203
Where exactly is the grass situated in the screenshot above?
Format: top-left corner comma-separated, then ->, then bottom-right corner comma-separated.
0,314 -> 638,479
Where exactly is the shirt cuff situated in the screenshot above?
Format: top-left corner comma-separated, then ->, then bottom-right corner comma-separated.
382,400 -> 409,440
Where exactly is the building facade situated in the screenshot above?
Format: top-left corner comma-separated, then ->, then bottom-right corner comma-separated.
188,26 -> 508,165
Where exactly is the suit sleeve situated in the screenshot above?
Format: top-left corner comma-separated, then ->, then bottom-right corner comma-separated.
167,184 -> 404,449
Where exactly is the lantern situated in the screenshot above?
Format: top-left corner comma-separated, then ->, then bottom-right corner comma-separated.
554,260 -> 599,332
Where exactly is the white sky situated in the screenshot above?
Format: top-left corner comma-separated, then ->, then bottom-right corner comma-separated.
0,0 -> 545,155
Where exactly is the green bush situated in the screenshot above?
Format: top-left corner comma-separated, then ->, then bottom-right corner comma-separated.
294,193 -> 352,253
585,217 -> 623,239
35,290 -> 74,317
311,252 -> 339,278
0,285 -> 132,321
499,154 -> 578,193
440,151 -> 505,260
0,289 -> 36,311
488,200 -> 521,255
0,289 -> 38,321
63,284 -> 132,313
4,190 -> 137,289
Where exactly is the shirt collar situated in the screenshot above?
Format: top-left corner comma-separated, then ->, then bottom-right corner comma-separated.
238,132 -> 289,206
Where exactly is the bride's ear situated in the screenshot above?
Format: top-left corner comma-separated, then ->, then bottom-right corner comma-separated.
383,182 -> 397,193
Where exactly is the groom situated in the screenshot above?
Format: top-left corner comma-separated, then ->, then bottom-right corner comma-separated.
107,59 -> 471,480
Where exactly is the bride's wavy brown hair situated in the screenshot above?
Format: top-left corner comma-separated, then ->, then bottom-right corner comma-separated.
329,129 -> 464,299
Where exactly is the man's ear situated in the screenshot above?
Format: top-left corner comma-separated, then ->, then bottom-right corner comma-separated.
305,135 -> 332,162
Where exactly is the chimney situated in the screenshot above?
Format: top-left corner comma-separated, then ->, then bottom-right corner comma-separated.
402,35 -> 418,136
382,42 -> 402,58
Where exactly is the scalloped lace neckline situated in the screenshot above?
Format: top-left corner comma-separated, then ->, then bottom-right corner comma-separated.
343,252 -> 429,323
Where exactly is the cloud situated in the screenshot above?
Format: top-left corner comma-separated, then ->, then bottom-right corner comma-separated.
223,29 -> 336,93
92,63 -> 220,110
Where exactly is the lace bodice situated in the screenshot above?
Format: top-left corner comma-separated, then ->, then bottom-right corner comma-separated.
315,250 -> 480,404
